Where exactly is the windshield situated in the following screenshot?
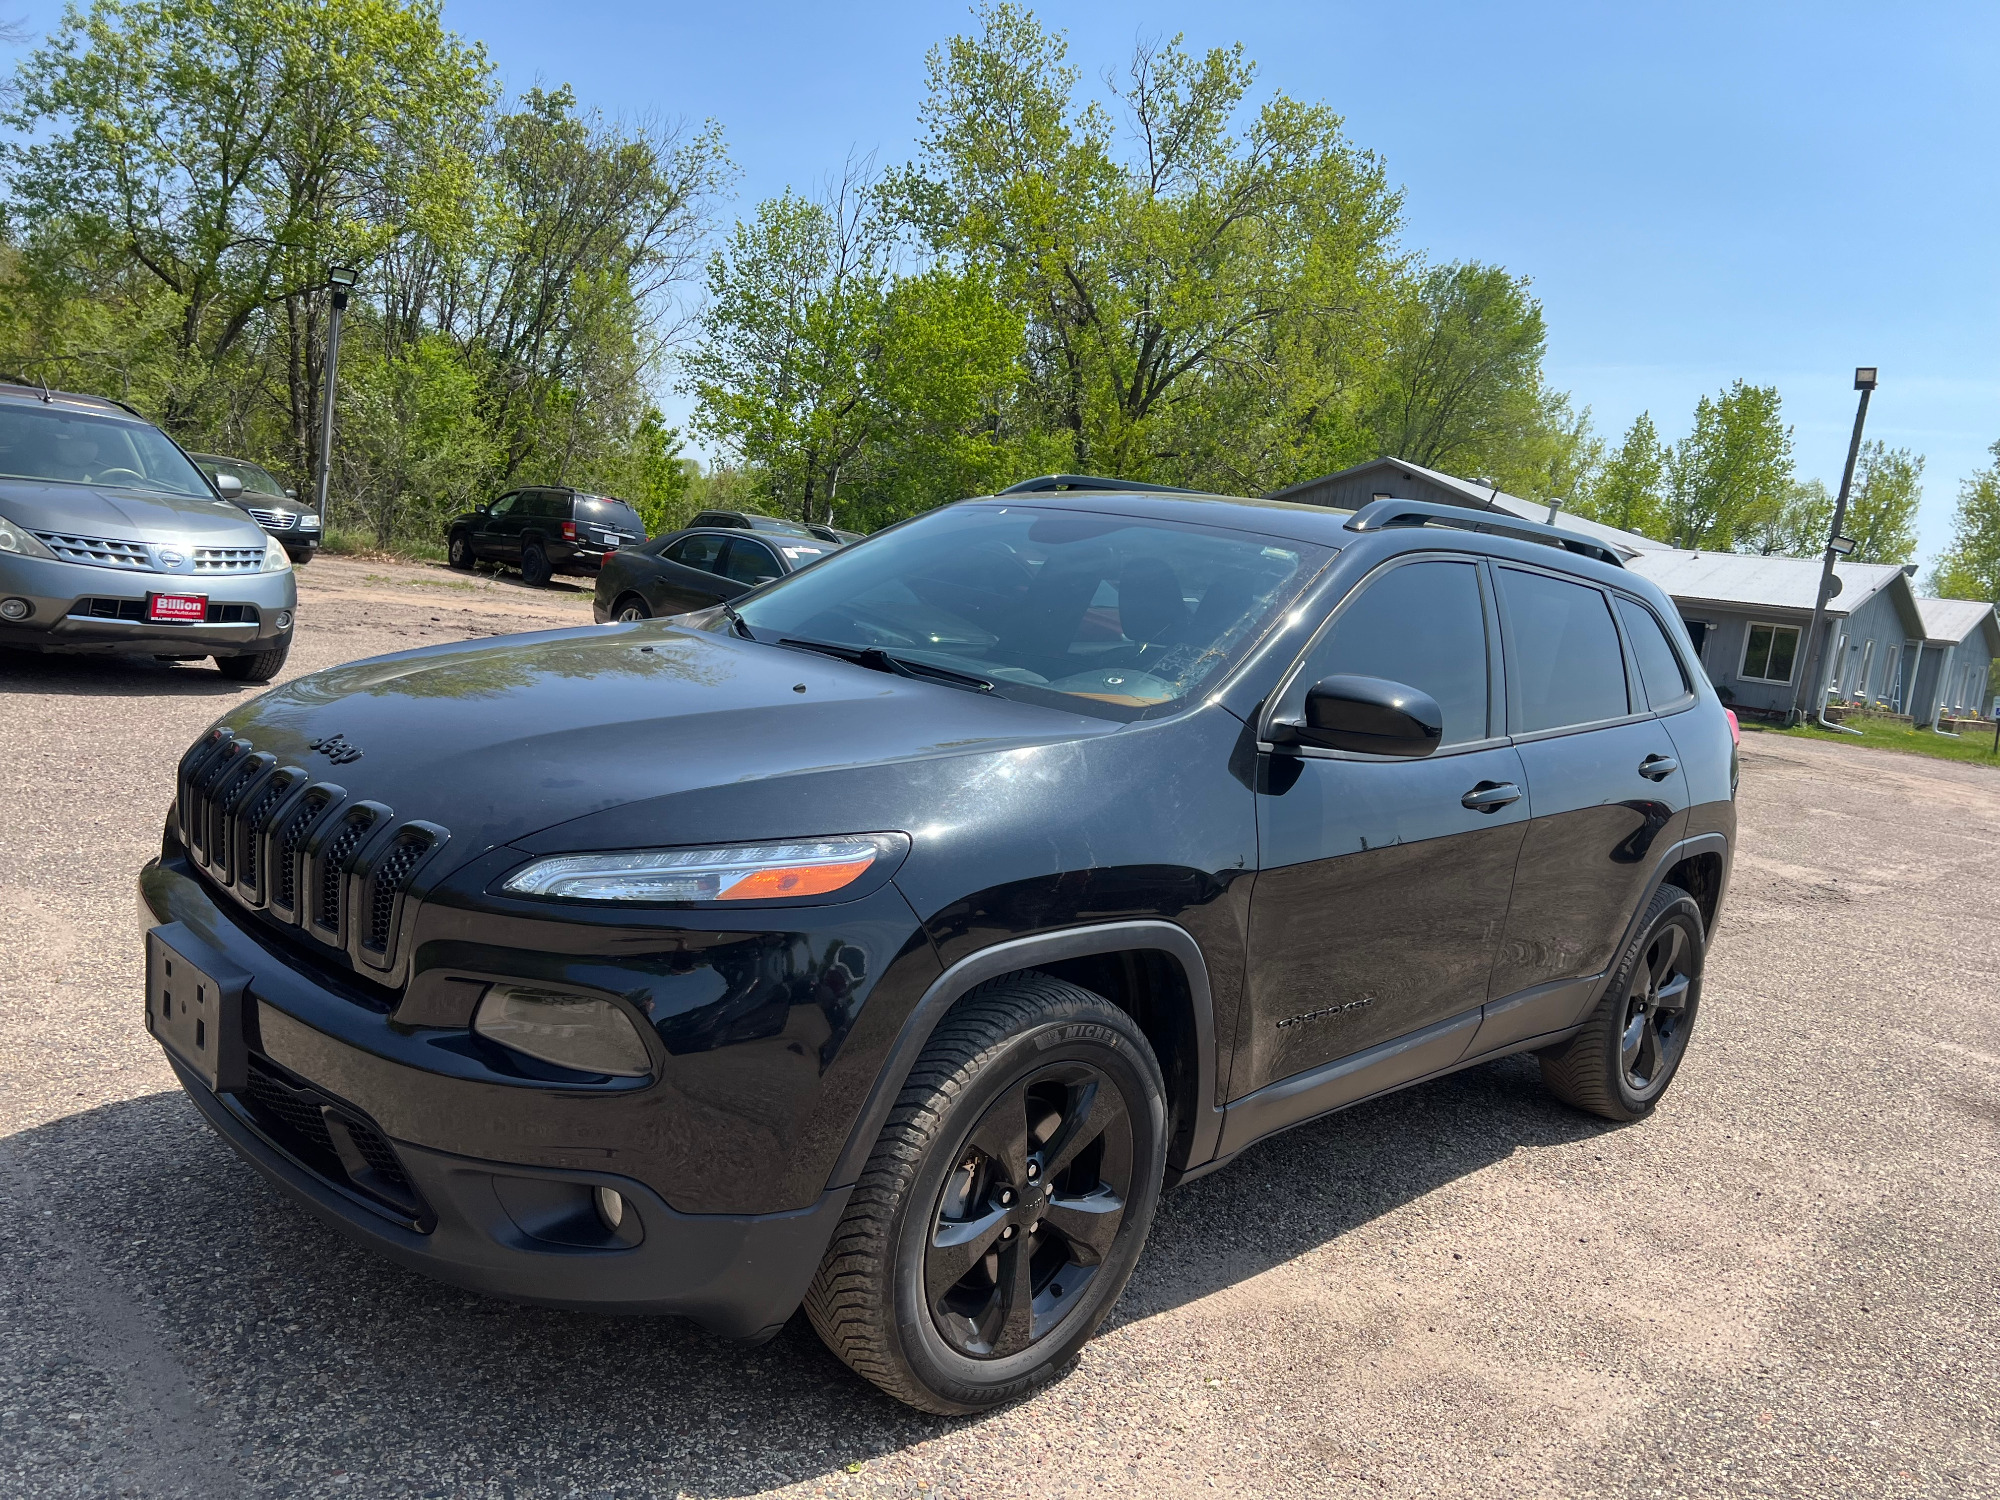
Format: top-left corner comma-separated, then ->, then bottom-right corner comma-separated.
731,504 -> 1324,718
193,455 -> 286,498
0,405 -> 214,497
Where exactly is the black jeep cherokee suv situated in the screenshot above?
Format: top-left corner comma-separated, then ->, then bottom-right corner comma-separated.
141,484 -> 1736,1413
446,486 -> 646,586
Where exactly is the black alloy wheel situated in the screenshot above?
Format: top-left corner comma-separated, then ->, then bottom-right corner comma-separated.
448,531 -> 475,571
926,1059 -> 1133,1359
1618,921 -> 1693,1096
806,972 -> 1167,1413
613,595 -> 651,622
1539,881 -> 1704,1122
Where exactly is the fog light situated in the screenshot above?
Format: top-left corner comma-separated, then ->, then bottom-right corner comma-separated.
0,597 -> 29,621
594,1186 -> 626,1231
275,609 -> 293,630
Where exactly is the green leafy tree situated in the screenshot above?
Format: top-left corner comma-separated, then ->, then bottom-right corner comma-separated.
1932,441 -> 2000,603
1843,441 -> 1923,565
1662,381 -> 1792,550
1577,412 -> 1667,537
1740,477 -> 1831,557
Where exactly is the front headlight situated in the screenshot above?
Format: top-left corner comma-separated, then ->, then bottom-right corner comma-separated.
472,985 -> 653,1077
0,515 -> 58,560
260,532 -> 292,572
295,512 -> 321,531
502,837 -> 882,903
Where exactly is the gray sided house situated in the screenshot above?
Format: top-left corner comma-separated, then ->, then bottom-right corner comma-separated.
1623,552 -> 1924,718
1911,598 -> 2000,723
1266,457 -> 1669,562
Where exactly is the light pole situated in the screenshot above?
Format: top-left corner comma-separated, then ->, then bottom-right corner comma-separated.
312,266 -> 359,526
1788,366 -> 1876,728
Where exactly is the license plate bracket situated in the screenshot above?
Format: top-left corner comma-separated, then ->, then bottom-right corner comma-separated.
145,922 -> 249,1092
148,593 -> 208,623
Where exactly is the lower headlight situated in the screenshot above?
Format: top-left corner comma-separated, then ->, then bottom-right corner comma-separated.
472,985 -> 653,1077
260,533 -> 292,572
502,837 -> 882,903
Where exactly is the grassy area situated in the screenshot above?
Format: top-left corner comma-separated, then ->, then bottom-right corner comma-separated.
1765,714 -> 2000,767
321,526 -> 447,564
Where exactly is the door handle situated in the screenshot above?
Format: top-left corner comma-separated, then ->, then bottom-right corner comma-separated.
1461,781 -> 1522,813
1638,754 -> 1680,781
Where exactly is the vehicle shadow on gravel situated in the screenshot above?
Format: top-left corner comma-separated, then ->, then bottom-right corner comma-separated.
4,1059 -> 1610,1496
0,648 -> 253,697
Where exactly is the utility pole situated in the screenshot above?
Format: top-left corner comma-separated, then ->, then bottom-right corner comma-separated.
312,266 -> 359,525
1788,367 -> 1876,726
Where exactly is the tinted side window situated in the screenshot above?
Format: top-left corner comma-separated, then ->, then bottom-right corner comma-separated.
1498,567 -> 1629,732
668,534 -> 727,573
1293,559 -> 1490,746
530,490 -> 565,518
488,493 -> 518,517
1617,597 -> 1693,708
722,538 -> 781,584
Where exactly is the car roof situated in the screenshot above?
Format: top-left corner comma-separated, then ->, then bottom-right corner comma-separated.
0,382 -> 151,422
964,487 -> 1362,547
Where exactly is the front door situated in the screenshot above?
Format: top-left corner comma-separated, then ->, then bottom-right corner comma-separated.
1486,565 -> 1691,1003
1241,555 -> 1529,1096
476,492 -> 521,561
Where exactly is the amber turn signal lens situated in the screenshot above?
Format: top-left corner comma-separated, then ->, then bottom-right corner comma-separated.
718,858 -> 875,900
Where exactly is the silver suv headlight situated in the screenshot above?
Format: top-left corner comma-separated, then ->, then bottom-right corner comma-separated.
0,515 -> 59,560
260,532 -> 292,572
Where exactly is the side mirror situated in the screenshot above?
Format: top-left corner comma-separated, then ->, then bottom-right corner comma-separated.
214,473 -> 244,500
283,488 -> 298,500
1275,674 -> 1444,757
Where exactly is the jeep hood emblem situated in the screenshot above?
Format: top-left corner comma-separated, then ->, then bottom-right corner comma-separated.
309,734 -> 363,765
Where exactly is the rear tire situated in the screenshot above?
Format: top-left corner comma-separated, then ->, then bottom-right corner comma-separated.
612,594 -> 651,622
448,531 -> 475,571
805,972 -> 1167,1414
214,639 -> 291,683
520,543 -> 553,588
1540,882 -> 1705,1121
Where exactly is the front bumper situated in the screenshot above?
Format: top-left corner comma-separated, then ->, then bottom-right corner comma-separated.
0,550 -> 297,655
138,853 -> 898,1338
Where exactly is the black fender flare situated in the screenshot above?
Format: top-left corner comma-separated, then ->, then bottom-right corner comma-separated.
824,920 -> 1224,1189
1584,831 -> 1732,1018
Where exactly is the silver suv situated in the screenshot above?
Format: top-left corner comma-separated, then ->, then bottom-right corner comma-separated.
0,384 -> 298,681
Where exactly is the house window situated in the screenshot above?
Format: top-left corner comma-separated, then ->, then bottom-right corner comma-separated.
1739,621 -> 1802,684
1682,619 -> 1710,658
1857,639 -> 1875,701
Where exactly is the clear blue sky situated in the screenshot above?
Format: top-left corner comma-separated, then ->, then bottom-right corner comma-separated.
11,1 -> 1994,563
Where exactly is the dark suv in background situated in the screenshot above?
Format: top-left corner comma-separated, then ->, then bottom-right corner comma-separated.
448,487 -> 646,586
593,524 -> 841,621
142,482 -> 1735,1414
689,508 -> 863,545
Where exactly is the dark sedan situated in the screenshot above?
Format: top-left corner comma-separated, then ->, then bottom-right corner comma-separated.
592,525 -> 842,621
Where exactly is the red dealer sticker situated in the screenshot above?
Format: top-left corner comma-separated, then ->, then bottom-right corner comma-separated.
148,593 -> 208,622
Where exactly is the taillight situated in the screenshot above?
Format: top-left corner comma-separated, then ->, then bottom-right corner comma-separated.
1725,709 -> 1741,746
561,520 -> 577,540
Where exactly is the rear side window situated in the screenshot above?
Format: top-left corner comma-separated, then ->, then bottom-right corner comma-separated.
1498,567 -> 1629,732
722,538 -> 781,584
1291,559 -> 1491,746
1617,597 -> 1694,709
668,534 -> 727,573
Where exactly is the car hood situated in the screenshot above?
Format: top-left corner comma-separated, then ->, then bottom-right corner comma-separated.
0,478 -> 268,544
215,623 -> 1123,864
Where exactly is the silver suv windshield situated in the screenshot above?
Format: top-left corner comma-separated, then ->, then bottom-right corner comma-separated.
0,404 -> 214,498
732,503 -> 1325,718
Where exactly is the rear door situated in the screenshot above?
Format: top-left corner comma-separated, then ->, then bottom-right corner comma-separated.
1240,554 -> 1529,1094
1487,563 -> 1691,1006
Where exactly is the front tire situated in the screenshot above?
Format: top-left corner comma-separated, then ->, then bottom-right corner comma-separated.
1540,882 -> 1705,1121
285,546 -> 314,566
806,973 -> 1167,1414
214,639 -> 291,683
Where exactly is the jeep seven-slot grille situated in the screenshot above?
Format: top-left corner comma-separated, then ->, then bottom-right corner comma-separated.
173,728 -> 447,973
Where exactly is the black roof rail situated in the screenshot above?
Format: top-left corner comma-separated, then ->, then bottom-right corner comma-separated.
1344,496 -> 1626,569
999,473 -> 1206,496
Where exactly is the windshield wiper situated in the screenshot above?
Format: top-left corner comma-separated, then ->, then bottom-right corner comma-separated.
718,602 -> 753,639
777,637 -> 993,692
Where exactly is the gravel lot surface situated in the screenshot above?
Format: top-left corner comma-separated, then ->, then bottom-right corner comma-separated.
2,553 -> 1995,1499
